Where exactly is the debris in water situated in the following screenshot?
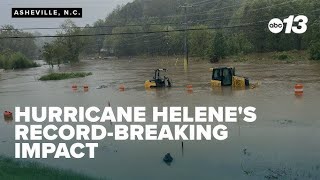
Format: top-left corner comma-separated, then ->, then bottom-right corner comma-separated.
265,168 -> 287,179
96,85 -> 108,89
241,149 -> 319,179
163,153 -> 173,165
280,119 -> 293,124
243,148 -> 251,156
250,82 -> 261,89
274,119 -> 294,125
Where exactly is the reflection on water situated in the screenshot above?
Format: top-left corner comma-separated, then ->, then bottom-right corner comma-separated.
0,59 -> 320,179
4,115 -> 13,124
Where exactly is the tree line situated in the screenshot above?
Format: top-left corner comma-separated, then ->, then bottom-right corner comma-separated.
90,0 -> 319,60
66,0 -> 318,62
0,25 -> 40,69
1,0 -> 320,69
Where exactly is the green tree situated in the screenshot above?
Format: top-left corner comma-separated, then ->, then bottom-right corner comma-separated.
43,43 -> 54,68
211,31 -> 227,60
0,51 -> 38,70
188,25 -> 213,58
226,33 -> 253,55
43,38 -> 69,67
58,20 -> 85,63
309,42 -> 320,60
0,25 -> 37,59
42,20 -> 86,66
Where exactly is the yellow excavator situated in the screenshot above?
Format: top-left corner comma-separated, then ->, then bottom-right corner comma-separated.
210,67 -> 250,88
145,69 -> 172,88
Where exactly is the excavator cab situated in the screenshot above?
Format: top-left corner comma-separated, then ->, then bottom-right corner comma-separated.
145,69 -> 172,88
211,67 -> 249,87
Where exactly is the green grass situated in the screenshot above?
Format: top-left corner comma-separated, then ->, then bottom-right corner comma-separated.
39,72 -> 93,81
0,156 -> 103,180
227,50 -> 310,63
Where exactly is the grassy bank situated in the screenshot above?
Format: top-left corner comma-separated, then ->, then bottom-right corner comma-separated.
39,72 -> 92,81
227,50 -> 311,63
109,50 -> 314,64
0,156 -> 103,180
0,52 -> 39,70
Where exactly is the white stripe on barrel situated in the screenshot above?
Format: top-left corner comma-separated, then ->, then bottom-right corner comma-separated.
294,84 -> 303,95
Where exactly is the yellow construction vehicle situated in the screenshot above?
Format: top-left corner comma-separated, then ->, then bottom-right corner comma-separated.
145,69 -> 172,88
210,67 -> 250,88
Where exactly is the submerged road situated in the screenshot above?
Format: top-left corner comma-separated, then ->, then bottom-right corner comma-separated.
1,58 -> 320,179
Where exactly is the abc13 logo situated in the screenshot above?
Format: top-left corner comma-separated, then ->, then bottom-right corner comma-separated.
268,15 -> 308,34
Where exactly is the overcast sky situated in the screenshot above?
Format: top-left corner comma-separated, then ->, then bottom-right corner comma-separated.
0,0 -> 133,34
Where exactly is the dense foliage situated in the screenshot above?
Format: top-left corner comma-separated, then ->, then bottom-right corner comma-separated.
42,0 -> 320,62
1,0 -> 320,65
0,25 -> 38,59
0,50 -> 39,70
42,20 -> 86,67
0,156 -> 103,180
39,72 -> 92,81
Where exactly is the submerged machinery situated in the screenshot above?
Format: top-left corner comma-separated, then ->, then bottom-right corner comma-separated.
143,67 -> 254,89
210,67 -> 250,88
145,69 -> 172,88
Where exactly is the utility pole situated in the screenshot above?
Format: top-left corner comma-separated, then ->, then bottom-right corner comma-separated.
142,0 -> 150,56
180,4 -> 192,67
166,25 -> 170,57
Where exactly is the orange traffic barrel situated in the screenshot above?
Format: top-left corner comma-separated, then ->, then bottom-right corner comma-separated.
119,84 -> 125,91
4,111 -> 13,124
83,85 -> 89,92
72,84 -> 77,92
4,111 -> 12,118
186,85 -> 193,89
186,84 -> 193,93
295,84 -> 303,96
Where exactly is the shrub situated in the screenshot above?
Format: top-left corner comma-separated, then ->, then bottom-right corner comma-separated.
309,42 -> 320,60
0,155 -> 103,180
278,54 -> 289,60
273,52 -> 290,60
39,72 -> 93,81
0,52 -> 39,70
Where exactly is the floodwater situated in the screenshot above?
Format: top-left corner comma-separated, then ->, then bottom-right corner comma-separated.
1,58 -> 320,179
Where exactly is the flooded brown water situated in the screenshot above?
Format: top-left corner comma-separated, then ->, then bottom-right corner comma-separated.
1,58 -> 320,179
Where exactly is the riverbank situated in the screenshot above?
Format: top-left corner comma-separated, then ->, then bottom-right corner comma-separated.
0,156 -> 103,180
227,50 -> 312,64
96,50 -> 316,65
